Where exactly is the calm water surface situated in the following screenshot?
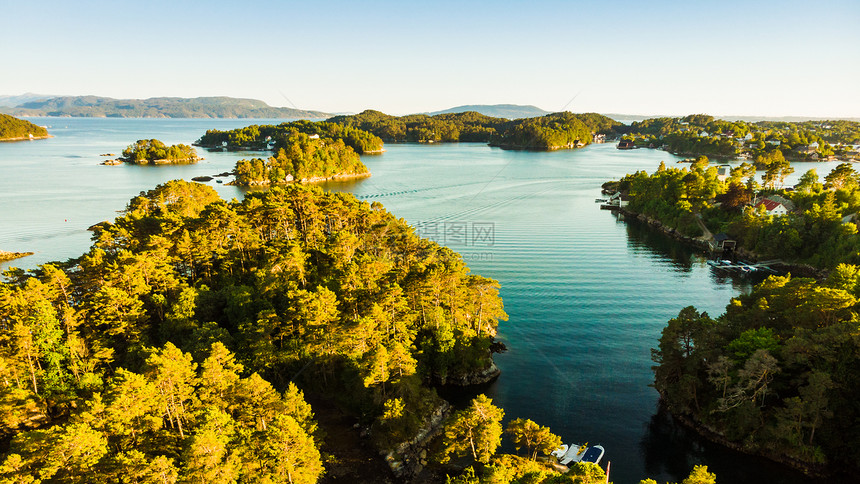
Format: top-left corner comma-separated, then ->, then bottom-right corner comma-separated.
1,119 -> 832,483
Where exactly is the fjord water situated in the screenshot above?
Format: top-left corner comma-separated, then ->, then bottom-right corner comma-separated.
1,119 -> 822,484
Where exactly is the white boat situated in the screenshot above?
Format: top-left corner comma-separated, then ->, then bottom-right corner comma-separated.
551,442 -> 605,466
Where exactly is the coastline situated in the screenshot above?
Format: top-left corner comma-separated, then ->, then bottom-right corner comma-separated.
227,171 -> 371,187
0,135 -> 52,142
0,250 -> 34,262
658,393 -> 830,478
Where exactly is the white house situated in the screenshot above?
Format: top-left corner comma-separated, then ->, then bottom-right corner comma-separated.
716,164 -> 731,182
755,195 -> 795,216
743,133 -> 754,141
766,139 -> 781,146
699,130 -> 709,137
809,141 -> 819,149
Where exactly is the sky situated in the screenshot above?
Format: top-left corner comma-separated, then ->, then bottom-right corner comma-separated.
1,0 -> 858,117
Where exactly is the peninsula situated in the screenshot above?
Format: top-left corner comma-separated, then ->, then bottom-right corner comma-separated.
0,113 -> 49,141
0,250 -> 34,262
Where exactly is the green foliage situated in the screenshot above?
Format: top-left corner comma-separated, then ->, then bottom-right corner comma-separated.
0,180 -> 508,482
0,342 -> 322,483
652,272 -> 860,468
622,115 -> 860,161
197,120 -> 383,154
505,418 -> 562,461
441,394 -> 505,464
0,113 -> 48,140
233,134 -> 369,185
120,139 -> 199,164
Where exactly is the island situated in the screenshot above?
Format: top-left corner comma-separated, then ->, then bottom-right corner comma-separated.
118,139 -> 201,164
196,120 -> 384,154
617,114 -> 860,162
232,133 -> 369,185
603,157 -> 860,477
0,95 -> 331,119
0,113 -> 49,141
328,109 -> 620,149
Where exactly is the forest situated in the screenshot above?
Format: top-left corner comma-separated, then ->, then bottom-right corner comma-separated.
611,159 -> 860,268
196,120 -> 384,154
327,110 -> 621,149
618,115 -> 860,161
0,114 -> 48,141
652,268 -> 860,473
233,134 -> 369,185
0,181 -> 509,483
120,139 -> 200,164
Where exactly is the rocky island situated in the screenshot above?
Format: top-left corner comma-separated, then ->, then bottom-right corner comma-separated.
0,113 -> 49,141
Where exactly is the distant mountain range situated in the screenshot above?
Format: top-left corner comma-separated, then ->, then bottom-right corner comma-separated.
0,93 -> 54,108
426,104 -> 551,119
0,96 -> 330,119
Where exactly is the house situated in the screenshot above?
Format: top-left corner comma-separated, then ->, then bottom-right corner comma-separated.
716,164 -> 731,182
809,141 -> 819,149
617,140 -> 635,150
754,195 -> 795,216
766,139 -> 781,146
744,133 -> 754,141
699,130 -> 709,137
308,134 -> 320,140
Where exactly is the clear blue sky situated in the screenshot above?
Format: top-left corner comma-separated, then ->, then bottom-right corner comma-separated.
2,0 -> 858,117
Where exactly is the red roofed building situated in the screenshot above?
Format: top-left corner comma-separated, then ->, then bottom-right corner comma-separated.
755,198 -> 790,215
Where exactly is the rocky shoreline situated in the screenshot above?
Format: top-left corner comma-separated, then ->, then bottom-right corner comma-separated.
0,250 -> 34,262
659,393 -> 830,478
227,171 -> 371,187
0,135 -> 52,142
612,206 -> 828,280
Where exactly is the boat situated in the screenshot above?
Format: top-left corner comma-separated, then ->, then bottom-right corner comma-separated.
551,442 -> 605,466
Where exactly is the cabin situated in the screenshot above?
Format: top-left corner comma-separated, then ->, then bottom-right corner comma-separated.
716,164 -> 731,182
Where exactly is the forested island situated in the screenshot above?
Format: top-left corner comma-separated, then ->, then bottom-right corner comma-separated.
618,114 -> 860,162
201,110 -> 620,154
1,96 -> 330,119
603,157 -> 860,477
119,139 -> 201,164
328,110 -> 620,150
0,113 -> 49,141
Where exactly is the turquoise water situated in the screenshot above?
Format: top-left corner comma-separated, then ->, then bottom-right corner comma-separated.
1,119 -> 822,483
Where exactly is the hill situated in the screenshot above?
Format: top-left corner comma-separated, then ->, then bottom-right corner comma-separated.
0,93 -> 53,108
427,104 -> 550,119
0,96 -> 330,119
0,113 -> 49,141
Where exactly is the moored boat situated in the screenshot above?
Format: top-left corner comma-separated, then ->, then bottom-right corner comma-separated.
551,442 -> 605,466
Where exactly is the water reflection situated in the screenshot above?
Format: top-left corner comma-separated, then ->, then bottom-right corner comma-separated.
640,405 -> 829,484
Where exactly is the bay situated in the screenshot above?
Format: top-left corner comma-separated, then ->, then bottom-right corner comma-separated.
1,118 -> 832,483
